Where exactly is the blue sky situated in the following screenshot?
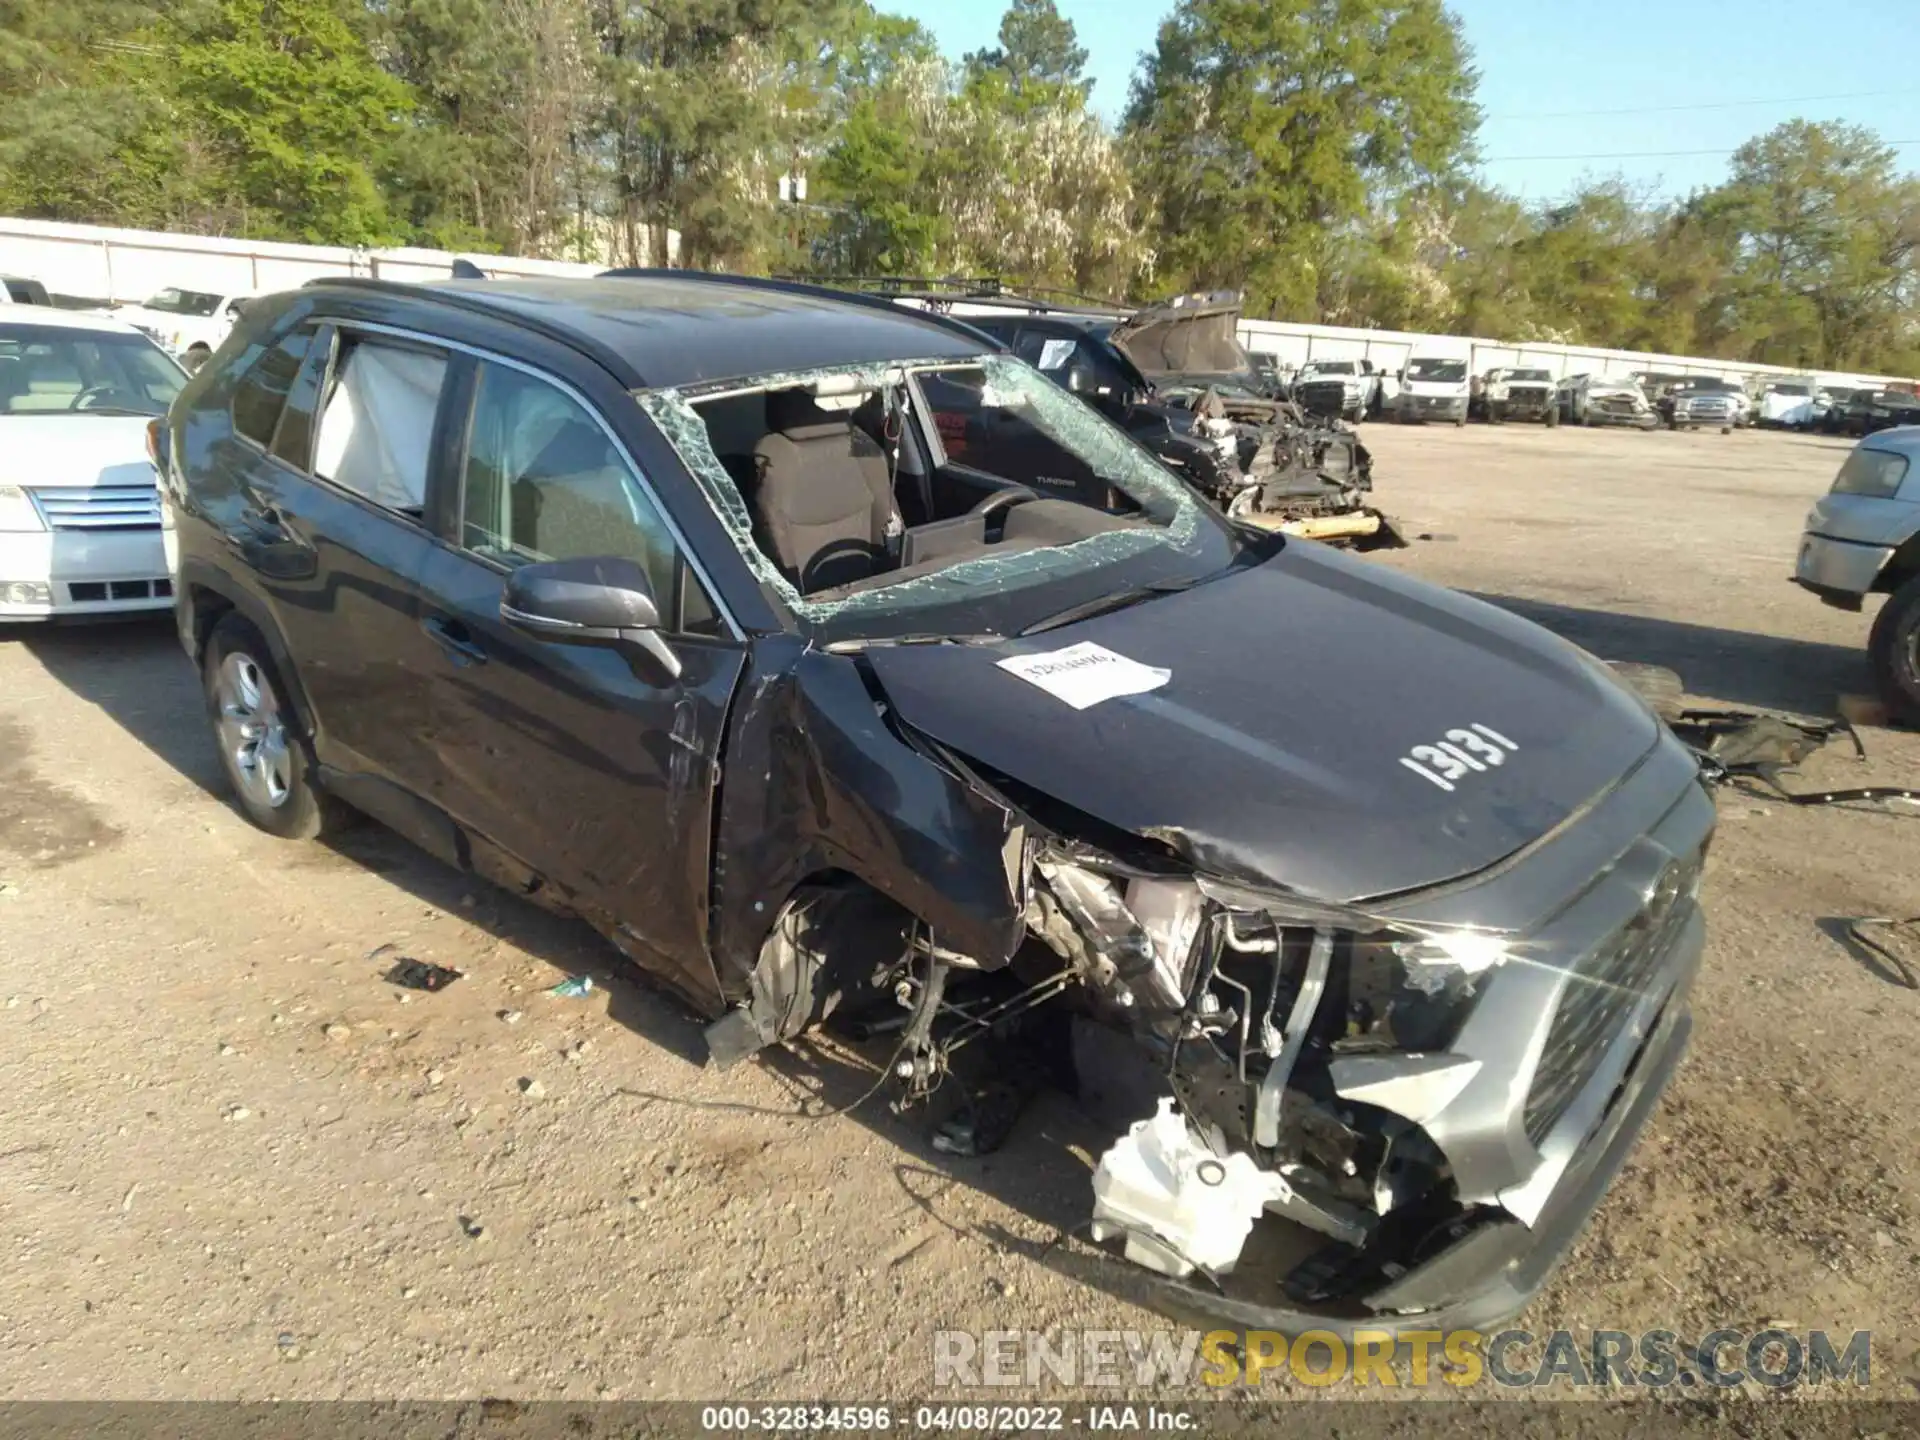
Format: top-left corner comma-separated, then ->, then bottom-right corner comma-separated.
885,0 -> 1920,201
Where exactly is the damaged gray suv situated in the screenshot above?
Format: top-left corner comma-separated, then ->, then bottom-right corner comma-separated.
159,270 -> 1713,1335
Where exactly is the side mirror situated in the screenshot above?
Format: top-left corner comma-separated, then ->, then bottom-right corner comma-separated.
500,555 -> 682,680
1063,362 -> 1095,394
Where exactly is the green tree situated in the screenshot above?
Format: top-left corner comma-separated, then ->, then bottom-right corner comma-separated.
964,0 -> 1090,107
0,1 -> 167,221
1697,120 -> 1920,368
167,0 -> 414,244
1125,0 -> 1479,319
379,0 -> 598,256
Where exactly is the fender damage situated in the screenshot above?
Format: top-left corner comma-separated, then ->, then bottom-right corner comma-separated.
700,584 -> 1714,1331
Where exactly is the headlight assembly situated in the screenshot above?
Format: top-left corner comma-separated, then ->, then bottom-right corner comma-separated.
0,484 -> 46,533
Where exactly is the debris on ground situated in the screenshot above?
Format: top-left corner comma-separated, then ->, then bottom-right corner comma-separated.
380,957 -> 464,992
518,1077 -> 546,1099
1844,918 -> 1920,990
498,1009 -> 524,1025
1607,661 -> 1920,810
547,976 -> 593,999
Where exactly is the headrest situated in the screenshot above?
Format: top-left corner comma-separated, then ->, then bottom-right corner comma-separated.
529,418 -> 613,479
766,387 -> 834,433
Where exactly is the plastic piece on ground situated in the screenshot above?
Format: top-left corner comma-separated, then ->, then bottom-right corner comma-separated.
548,975 -> 594,998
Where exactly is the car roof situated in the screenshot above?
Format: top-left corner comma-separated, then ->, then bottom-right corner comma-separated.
0,307 -> 143,336
1862,426 -> 1920,455
306,273 -> 995,389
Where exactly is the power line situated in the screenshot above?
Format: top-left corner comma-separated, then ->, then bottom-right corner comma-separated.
1492,88 -> 1911,120
1483,140 -> 1920,163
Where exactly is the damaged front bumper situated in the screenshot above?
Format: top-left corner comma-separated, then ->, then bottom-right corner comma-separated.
1126,953 -> 1695,1338
1075,737 -> 1714,1332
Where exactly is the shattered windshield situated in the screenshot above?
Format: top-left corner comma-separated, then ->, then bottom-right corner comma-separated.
1303,361 -> 1355,376
1406,359 -> 1467,382
1509,369 -> 1552,382
638,353 -> 1237,644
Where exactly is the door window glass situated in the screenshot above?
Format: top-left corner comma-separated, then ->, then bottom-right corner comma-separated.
313,337 -> 447,514
268,327 -> 331,471
918,366 -> 1100,498
231,326 -> 313,446
458,362 -> 712,629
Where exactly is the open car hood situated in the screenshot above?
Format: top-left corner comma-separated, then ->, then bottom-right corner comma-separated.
866,543 -> 1661,904
1109,294 -> 1254,386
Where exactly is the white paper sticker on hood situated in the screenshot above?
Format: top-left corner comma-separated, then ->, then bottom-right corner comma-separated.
997,642 -> 1171,710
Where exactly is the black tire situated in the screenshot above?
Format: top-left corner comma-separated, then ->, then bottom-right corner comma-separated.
1870,577 -> 1920,725
1544,406 -> 1559,428
202,615 -> 347,839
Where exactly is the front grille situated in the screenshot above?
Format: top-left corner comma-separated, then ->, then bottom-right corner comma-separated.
1297,382 -> 1349,412
1524,852 -> 1701,1145
1508,387 -> 1548,401
30,485 -> 162,530
1597,397 -> 1642,416
66,578 -> 169,604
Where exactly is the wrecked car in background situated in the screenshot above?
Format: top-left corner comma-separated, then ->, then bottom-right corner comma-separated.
162,270 -> 1713,1336
1480,367 -> 1559,426
956,292 -> 1403,549
1658,377 -> 1749,432
1290,357 -> 1382,424
1556,373 -> 1659,429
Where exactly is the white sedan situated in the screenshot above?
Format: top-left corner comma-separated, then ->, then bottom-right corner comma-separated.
0,309 -> 185,620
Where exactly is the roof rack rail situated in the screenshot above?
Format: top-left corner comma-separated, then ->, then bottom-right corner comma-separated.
595,266 -> 1007,350
778,274 -> 1126,316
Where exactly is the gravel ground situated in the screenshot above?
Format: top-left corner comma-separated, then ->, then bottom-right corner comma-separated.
1,421 -> 1917,1413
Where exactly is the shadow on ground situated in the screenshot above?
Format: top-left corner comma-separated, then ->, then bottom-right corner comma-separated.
1471,592 -> 1869,715
17,617 -> 711,1067
14,593 -> 1883,1330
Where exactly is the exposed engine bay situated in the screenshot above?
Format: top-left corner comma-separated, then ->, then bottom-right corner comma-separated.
1154,381 -> 1402,549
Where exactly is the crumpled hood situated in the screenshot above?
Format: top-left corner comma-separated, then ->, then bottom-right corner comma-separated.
1110,297 -> 1251,385
0,415 -> 157,488
867,543 -> 1661,903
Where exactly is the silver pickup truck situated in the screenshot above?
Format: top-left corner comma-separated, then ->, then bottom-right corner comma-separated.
1793,426 -> 1920,719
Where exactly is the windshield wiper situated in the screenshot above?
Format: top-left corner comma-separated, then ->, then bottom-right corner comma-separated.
1017,577 -> 1202,637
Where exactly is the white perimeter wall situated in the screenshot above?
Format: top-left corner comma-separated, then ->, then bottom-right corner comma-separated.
0,216 -> 606,305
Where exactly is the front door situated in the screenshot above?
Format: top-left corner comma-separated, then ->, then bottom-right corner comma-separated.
412,357 -> 745,1003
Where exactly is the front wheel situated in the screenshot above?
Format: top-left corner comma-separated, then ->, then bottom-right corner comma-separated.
1869,576 -> 1920,725
203,615 -> 347,839
1544,407 -> 1560,428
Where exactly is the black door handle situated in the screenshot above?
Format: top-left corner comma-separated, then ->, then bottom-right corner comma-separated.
423,615 -> 488,666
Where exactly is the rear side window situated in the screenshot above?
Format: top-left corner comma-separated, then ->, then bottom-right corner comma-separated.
313,337 -> 448,515
268,327 -> 332,471
231,326 -> 313,446
1832,447 -> 1910,499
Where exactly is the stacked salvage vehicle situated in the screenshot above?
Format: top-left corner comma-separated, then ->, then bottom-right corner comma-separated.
879,285 -> 1407,550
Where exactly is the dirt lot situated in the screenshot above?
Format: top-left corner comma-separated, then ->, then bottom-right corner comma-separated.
2,422 -> 1918,1410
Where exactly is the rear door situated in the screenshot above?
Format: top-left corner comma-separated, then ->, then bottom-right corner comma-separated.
205,316 -> 452,788
412,353 -> 746,999
244,325 -> 455,784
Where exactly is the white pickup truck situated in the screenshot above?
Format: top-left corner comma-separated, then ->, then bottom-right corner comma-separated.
110,287 -> 255,363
